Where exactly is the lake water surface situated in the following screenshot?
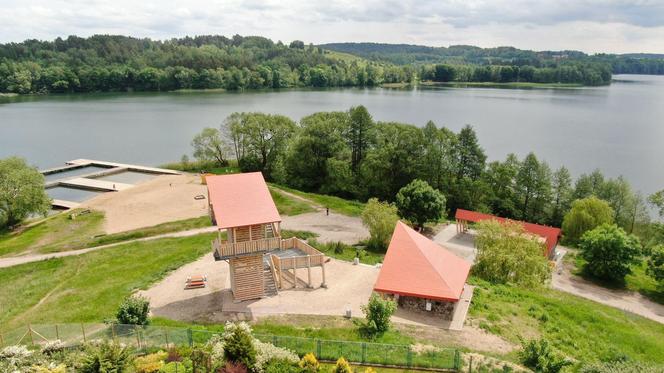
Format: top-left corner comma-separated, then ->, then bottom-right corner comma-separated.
1,74 -> 662,194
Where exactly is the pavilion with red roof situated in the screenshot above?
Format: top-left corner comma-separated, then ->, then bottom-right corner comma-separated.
374,221 -> 472,321
454,209 -> 561,258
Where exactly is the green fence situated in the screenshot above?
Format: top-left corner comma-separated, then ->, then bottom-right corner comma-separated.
1,324 -> 460,371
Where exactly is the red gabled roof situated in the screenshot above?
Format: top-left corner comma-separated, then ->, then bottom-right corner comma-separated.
455,209 -> 561,256
374,221 -> 471,302
206,172 -> 281,229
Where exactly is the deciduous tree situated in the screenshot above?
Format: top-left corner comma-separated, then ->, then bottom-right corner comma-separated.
579,224 -> 640,283
562,197 -> 614,245
361,198 -> 399,250
395,179 -> 445,230
0,157 -> 50,228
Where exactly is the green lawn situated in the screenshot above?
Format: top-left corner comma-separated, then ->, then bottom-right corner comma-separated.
0,233 -> 214,330
270,188 -> 316,216
308,240 -> 385,265
468,277 -> 664,365
0,210 -> 212,257
269,184 -> 365,217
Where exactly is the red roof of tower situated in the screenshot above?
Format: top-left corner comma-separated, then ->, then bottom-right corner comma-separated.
373,221 -> 471,302
206,172 -> 281,229
454,209 -> 561,256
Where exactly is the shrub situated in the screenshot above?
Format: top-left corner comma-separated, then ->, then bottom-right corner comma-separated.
299,352 -> 320,372
0,345 -> 36,371
395,179 -> 446,229
160,360 -> 193,373
254,339 -> 298,373
333,357 -> 353,373
221,322 -> 256,370
32,364 -> 67,373
361,198 -> 399,250
363,368 -> 377,373
519,339 -> 571,373
41,340 -> 66,356
264,358 -> 300,373
647,245 -> 664,285
80,341 -> 133,373
579,224 -> 641,283
360,293 -> 397,337
165,347 -> 183,363
116,295 -> 151,325
134,351 -> 168,373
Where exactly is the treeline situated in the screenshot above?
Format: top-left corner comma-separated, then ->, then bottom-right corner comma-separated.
420,63 -> 611,86
191,107 -> 662,247
0,35 -> 414,94
323,42 -> 664,76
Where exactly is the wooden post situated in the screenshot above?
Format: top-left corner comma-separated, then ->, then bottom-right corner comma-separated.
321,262 -> 326,287
111,324 -> 116,342
136,329 -> 141,349
164,329 -> 169,347
81,324 -> 86,343
28,324 -> 34,346
307,256 -> 312,288
55,324 -> 60,340
293,267 -> 297,289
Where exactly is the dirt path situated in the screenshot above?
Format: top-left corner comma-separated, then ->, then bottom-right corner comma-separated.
0,226 -> 217,269
270,187 -> 324,211
552,249 -> 664,324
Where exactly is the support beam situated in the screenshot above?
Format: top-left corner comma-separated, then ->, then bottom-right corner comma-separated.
321,262 -> 327,288
307,256 -> 312,288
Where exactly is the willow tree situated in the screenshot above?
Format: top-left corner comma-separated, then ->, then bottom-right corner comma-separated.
473,220 -> 551,287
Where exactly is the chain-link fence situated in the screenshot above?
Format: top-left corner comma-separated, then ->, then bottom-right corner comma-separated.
1,324 -> 460,371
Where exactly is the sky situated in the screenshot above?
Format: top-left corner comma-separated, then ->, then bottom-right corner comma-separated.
1,0 -> 664,54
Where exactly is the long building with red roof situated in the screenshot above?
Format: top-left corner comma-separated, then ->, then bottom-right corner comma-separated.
454,209 -> 561,258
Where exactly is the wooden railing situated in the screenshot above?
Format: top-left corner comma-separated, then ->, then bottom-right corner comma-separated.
274,238 -> 325,270
213,237 -> 282,259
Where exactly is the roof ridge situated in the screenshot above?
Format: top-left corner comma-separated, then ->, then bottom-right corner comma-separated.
398,222 -> 454,292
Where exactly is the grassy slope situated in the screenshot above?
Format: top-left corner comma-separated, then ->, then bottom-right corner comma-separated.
0,233 -> 214,329
270,188 -> 316,216
0,210 -> 212,257
0,210 -> 105,256
468,277 -> 664,364
269,183 -> 365,217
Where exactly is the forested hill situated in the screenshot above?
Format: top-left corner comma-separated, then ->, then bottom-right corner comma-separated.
321,42 -> 664,75
0,34 -> 411,94
0,34 -> 632,94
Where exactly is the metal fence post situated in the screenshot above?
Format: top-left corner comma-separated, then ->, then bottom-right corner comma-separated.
407,347 -> 412,368
55,324 -> 60,340
316,339 -> 322,358
361,343 -> 367,363
111,324 -> 116,342
81,324 -> 86,343
136,328 -> 141,349
187,328 -> 193,347
469,354 -> 473,373
455,349 -> 461,371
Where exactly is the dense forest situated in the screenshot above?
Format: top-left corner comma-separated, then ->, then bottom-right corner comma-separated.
0,35 -> 414,94
191,107 -> 664,249
0,34 -> 624,94
323,42 -> 664,76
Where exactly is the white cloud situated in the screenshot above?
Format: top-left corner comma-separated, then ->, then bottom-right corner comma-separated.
0,0 -> 662,53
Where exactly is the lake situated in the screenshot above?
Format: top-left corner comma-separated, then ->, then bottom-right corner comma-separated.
1,74 -> 662,194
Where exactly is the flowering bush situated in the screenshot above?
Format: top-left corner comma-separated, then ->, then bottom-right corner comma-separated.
254,339 -> 298,372
0,345 -> 33,359
41,340 -> 66,356
333,357 -> 352,373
